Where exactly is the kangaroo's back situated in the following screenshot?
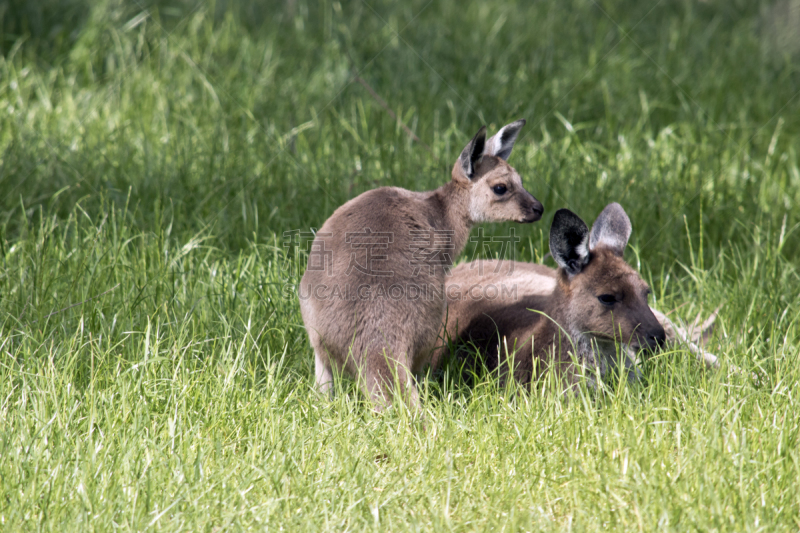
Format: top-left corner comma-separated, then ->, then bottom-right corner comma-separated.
438,260 -> 561,382
300,185 -> 459,377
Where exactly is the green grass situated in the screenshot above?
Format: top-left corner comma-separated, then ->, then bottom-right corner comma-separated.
1,0 -> 800,530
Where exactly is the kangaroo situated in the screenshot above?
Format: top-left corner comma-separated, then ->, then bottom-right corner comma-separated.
438,203 -> 667,388
299,120 -> 543,410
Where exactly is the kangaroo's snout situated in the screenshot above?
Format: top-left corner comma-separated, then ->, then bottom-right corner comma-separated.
520,196 -> 544,223
639,322 -> 667,351
649,325 -> 667,348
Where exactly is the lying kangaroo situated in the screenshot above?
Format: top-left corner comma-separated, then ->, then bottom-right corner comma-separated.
300,120 -> 543,409
438,203 -> 667,388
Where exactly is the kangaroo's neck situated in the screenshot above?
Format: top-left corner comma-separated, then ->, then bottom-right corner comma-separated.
548,275 -> 608,374
548,276 -> 581,354
430,179 -> 473,257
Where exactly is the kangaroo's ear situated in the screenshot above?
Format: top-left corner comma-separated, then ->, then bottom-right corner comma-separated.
459,126 -> 487,179
550,209 -> 590,276
589,203 -> 632,256
484,119 -> 526,160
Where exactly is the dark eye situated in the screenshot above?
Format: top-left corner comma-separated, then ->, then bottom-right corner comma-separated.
598,294 -> 616,306
492,184 -> 507,195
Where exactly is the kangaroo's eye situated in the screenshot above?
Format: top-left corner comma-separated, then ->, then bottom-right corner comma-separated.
598,294 -> 616,306
492,184 -> 507,195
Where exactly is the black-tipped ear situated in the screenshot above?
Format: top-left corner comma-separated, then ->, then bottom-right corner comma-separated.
484,119 -> 526,161
589,202 -> 632,256
550,209 -> 590,276
460,126 -> 487,179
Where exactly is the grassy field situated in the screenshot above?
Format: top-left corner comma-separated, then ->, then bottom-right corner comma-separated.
1,0 -> 800,530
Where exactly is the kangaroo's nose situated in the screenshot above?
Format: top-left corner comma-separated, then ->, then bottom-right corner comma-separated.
647,328 -> 667,350
532,199 -> 544,217
523,198 -> 544,222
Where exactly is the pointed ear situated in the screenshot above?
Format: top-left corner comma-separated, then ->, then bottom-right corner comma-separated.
484,119 -> 526,160
589,203 -> 632,256
550,209 -> 590,276
459,126 -> 487,179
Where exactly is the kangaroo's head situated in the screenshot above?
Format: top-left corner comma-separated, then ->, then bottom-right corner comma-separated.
549,203 -> 666,352
453,120 -> 543,224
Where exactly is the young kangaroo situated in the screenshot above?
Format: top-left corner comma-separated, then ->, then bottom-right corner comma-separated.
299,120 -> 543,410
438,203 -> 665,388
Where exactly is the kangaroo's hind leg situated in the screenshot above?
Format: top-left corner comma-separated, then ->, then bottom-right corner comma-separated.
306,327 -> 334,395
364,347 -> 420,413
315,349 -> 334,395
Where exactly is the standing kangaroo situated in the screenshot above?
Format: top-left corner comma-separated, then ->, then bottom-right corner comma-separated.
438,203 -> 667,388
299,120 -> 543,409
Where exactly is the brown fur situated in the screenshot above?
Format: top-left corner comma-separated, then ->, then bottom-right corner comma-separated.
299,121 -> 542,409
437,204 -> 666,389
